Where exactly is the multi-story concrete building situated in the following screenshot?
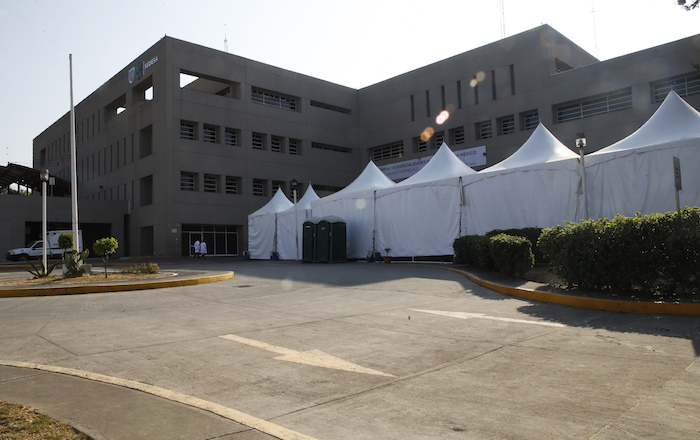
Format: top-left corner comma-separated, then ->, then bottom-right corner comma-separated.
29,24 -> 700,257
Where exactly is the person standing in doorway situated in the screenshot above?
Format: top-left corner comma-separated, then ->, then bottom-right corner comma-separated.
200,241 -> 207,258
193,239 -> 201,258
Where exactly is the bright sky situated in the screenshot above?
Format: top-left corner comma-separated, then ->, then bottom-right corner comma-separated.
1,0 -> 698,168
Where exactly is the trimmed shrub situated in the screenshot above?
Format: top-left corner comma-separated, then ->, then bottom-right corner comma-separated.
486,228 -> 545,264
488,233 -> 535,278
454,235 -> 493,270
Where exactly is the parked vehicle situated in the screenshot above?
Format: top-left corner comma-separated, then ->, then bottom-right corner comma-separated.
5,230 -> 83,262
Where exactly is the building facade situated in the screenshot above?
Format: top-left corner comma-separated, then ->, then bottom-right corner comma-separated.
32,25 -> 700,257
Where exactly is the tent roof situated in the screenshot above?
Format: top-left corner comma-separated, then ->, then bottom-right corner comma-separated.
592,91 -> 700,155
481,123 -> 578,173
396,143 -> 476,186
318,161 -> 395,201
280,184 -> 320,213
296,184 -> 320,209
249,187 -> 293,217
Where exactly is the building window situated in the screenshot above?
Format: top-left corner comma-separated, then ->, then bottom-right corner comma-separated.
311,142 -> 352,154
371,141 -> 404,161
251,87 -> 298,111
252,132 -> 265,150
554,58 -> 574,73
554,88 -> 633,123
288,139 -> 301,155
203,174 -> 218,193
181,172 -> 197,191
415,137 -> 428,153
520,109 -> 539,130
433,131 -> 444,149
140,175 -> 153,206
450,127 -> 465,145
651,71 -> 700,102
310,100 -> 351,114
203,125 -> 218,143
498,115 -> 515,135
476,121 -> 492,140
225,128 -> 239,146
272,180 -> 285,194
180,121 -> 196,140
225,176 -> 240,194
271,135 -> 283,153
252,179 -> 267,196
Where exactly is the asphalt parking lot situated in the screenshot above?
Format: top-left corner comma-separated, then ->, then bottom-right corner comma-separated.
0,259 -> 698,439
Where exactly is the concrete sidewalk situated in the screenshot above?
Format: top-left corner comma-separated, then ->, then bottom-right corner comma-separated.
0,364 -> 281,440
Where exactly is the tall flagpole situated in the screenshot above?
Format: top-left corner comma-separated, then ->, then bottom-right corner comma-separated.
69,54 -> 79,251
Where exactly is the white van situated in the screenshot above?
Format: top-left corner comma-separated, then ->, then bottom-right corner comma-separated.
5,230 -> 83,262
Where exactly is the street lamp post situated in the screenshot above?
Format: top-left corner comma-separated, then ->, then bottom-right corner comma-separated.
290,178 -> 299,261
576,133 -> 588,220
40,169 -> 50,271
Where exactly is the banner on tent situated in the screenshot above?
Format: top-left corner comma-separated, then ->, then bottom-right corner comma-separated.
379,146 -> 486,180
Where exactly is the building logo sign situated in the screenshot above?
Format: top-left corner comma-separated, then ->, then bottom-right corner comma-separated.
128,56 -> 158,84
379,145 -> 487,181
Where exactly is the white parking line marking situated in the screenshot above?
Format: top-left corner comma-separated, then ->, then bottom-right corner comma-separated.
219,334 -> 395,377
411,309 -> 567,328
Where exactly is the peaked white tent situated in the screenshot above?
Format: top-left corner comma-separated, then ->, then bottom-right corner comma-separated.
311,161 -> 395,259
584,91 -> 700,219
461,123 -> 582,236
376,143 -> 477,256
276,185 -> 320,260
247,188 -> 293,259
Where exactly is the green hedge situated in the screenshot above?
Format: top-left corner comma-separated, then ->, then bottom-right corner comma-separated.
454,232 -> 534,278
538,208 -> 700,296
486,228 -> 544,263
453,235 -> 494,270
488,234 -> 535,278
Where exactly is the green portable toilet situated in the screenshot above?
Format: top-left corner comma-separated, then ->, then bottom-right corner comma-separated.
328,217 -> 346,263
302,219 -> 318,263
315,219 -> 331,263
316,216 -> 346,263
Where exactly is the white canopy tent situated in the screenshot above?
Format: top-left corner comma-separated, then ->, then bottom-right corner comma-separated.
376,143 -> 477,257
584,91 -> 700,219
311,161 -> 395,259
461,123 -> 583,236
276,185 -> 320,260
247,188 -> 293,259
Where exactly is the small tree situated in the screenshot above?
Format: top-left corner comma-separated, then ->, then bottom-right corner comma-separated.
93,237 -> 119,278
58,232 -> 73,253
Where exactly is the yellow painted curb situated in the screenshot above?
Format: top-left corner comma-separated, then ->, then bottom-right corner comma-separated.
0,271 -> 234,298
441,267 -> 700,316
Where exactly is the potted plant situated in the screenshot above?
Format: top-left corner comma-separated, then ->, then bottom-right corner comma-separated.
383,248 -> 392,264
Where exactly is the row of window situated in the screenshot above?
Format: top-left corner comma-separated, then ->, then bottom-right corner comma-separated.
180,172 -> 301,198
179,120 -> 356,156
371,109 -> 540,161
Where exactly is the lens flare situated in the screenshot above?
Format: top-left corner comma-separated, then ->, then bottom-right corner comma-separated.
470,71 -> 486,88
281,277 -> 294,290
355,199 -> 367,210
420,127 -> 435,141
436,110 -> 450,125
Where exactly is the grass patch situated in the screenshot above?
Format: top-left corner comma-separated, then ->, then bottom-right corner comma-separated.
0,400 -> 89,439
